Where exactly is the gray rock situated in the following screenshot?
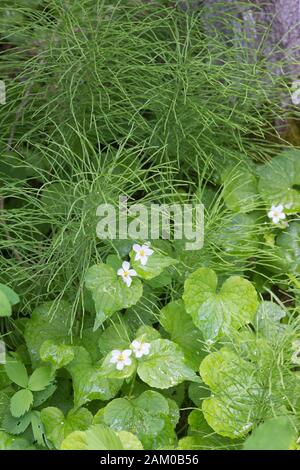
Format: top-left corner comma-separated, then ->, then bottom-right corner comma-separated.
203,0 -> 300,80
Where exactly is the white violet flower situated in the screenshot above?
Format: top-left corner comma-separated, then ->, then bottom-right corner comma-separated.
267,204 -> 286,224
133,243 -> 154,266
117,261 -> 137,287
110,349 -> 132,370
291,80 -> 300,105
131,340 -> 151,358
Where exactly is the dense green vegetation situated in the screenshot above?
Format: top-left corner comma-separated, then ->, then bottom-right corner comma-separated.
1,0 -> 300,450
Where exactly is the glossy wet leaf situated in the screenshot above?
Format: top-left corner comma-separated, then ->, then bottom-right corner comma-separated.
41,406 -> 93,449
166,398 -> 180,427
200,348 -> 258,438
255,301 -> 287,338
117,431 -> 143,450
24,301 -> 71,365
258,149 -> 300,213
60,431 -> 88,450
243,416 -> 296,450
160,300 -> 205,370
199,348 -> 250,391
40,340 -> 75,369
124,284 -> 159,329
66,347 -> 122,407
273,221 -> 300,275
78,326 -> 104,362
85,263 -> 143,326
130,249 -> 178,280
0,431 -> 32,450
137,339 -> 199,389
183,268 -> 258,341
202,397 -> 253,439
177,409 -> 239,450
135,325 -> 161,343
61,425 -> 123,450
98,322 -> 131,357
103,391 -> 176,449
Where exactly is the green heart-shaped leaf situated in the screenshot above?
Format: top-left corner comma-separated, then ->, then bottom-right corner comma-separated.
24,301 -> 71,366
137,339 -> 198,389
183,267 -> 258,341
66,347 -> 122,407
103,391 -> 176,449
258,149 -> 300,213
85,263 -> 143,326
41,406 -> 93,449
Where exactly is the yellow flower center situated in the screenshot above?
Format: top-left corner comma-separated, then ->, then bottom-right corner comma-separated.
117,353 -> 124,361
139,249 -> 145,256
123,270 -> 129,277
